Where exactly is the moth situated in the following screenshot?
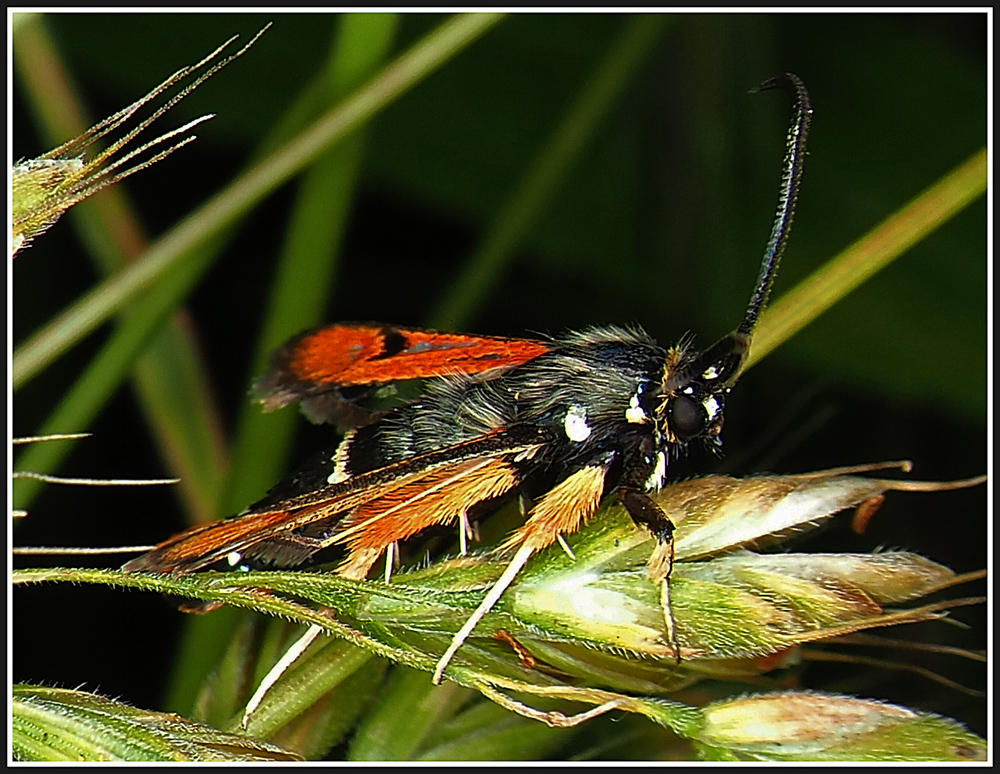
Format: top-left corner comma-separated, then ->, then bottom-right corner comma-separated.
125,74 -> 812,683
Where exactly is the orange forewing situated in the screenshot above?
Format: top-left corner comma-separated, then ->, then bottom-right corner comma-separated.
267,324 -> 548,389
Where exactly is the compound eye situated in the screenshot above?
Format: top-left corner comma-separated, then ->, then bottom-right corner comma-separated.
668,394 -> 707,439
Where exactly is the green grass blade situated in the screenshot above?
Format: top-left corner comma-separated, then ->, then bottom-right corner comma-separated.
348,667 -> 471,760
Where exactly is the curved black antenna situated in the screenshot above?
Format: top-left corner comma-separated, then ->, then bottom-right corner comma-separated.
738,73 -> 812,337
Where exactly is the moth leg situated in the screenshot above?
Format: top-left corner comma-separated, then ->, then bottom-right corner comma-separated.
556,534 -> 576,560
383,541 -> 398,584
433,460 -> 611,684
241,622 -> 325,729
432,542 -> 536,684
459,510 -> 474,556
619,488 -> 680,661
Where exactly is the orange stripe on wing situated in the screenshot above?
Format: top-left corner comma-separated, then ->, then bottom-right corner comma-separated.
270,324 -> 549,389
336,457 -> 521,579
124,429 -> 543,576
122,461 -> 439,574
120,505 -> 325,574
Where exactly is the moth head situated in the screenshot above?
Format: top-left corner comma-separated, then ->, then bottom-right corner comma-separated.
658,332 -> 750,445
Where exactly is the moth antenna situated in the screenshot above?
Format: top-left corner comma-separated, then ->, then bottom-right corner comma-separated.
738,73 -> 813,338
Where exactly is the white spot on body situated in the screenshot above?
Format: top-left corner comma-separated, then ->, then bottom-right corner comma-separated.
625,393 -> 647,424
645,450 -> 667,491
702,365 -> 720,380
226,551 -> 244,568
702,395 -> 721,421
563,405 -> 592,442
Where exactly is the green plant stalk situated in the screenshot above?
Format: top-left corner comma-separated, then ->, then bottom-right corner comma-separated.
12,12 -> 506,390
19,466 -> 980,718
429,14 -> 669,331
746,147 -> 987,369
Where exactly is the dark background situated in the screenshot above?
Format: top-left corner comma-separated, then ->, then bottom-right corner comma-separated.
13,12 -> 987,749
